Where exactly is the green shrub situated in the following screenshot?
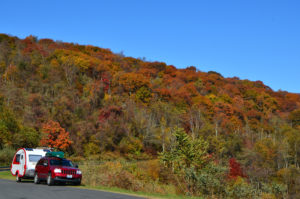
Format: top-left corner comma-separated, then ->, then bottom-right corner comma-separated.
0,147 -> 15,166
225,177 -> 257,199
13,127 -> 40,148
119,137 -> 143,155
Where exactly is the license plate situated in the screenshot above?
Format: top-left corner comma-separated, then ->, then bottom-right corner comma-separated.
67,175 -> 73,178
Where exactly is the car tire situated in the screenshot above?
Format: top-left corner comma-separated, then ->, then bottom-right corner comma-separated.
47,173 -> 54,186
74,180 -> 81,186
34,173 -> 40,184
16,173 -> 21,182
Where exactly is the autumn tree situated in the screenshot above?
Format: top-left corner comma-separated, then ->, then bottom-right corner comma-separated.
40,120 -> 72,150
117,72 -> 150,93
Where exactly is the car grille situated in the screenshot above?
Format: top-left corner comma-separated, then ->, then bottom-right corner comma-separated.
62,170 -> 76,175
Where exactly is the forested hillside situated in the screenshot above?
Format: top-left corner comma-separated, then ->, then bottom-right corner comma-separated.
0,34 -> 300,198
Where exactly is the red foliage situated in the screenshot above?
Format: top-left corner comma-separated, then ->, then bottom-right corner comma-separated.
164,65 -> 176,75
176,68 -> 199,83
21,36 -> 49,57
38,38 -> 54,46
98,106 -> 123,123
101,74 -> 110,92
228,158 -> 246,179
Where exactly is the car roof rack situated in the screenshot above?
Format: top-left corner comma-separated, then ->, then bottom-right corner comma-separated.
45,151 -> 64,158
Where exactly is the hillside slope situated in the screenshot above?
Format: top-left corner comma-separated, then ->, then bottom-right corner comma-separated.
0,34 -> 300,197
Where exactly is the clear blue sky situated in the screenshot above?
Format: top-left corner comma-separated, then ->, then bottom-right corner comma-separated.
1,0 -> 299,93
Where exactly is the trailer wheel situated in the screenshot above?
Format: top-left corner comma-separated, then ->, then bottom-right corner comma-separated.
34,173 -> 40,184
47,173 -> 54,186
16,173 -> 21,182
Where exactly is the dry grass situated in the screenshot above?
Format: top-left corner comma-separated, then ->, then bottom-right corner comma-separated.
80,159 -> 178,196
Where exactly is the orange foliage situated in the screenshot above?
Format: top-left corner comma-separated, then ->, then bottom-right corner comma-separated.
118,72 -> 150,92
40,120 -> 72,150
154,88 -> 172,101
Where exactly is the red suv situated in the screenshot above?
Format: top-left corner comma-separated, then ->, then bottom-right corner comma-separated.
34,156 -> 82,186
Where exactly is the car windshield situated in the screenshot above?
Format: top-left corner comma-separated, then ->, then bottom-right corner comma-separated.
29,155 -> 42,162
50,159 -> 73,167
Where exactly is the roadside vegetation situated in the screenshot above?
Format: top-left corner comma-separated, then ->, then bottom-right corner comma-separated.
0,170 -> 197,199
0,147 -> 15,166
0,171 -> 15,180
0,34 -> 300,198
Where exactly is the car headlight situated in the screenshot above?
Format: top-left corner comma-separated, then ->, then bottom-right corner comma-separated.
54,168 -> 62,173
76,170 -> 82,175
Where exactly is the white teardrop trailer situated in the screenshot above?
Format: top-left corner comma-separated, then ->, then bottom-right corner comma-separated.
11,148 -> 51,182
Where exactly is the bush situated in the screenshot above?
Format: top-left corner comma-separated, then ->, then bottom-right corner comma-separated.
119,137 -> 143,155
185,163 -> 227,196
0,147 -> 15,166
225,177 -> 257,199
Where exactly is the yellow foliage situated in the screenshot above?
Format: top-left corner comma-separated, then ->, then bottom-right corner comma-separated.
84,142 -> 101,157
50,59 -> 59,67
103,161 -> 123,173
254,138 -> 277,167
260,193 -> 277,199
145,159 -> 160,180
52,49 -> 110,72
104,93 -> 111,101
207,93 -> 217,102
119,137 -> 143,154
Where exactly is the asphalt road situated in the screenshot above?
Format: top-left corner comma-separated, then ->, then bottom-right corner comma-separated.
0,179 -> 145,199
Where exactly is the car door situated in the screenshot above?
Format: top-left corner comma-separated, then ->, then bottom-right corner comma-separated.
41,159 -> 49,179
37,159 -> 47,179
35,159 -> 43,178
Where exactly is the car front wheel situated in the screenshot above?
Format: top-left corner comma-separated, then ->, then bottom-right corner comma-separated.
47,173 -> 54,186
74,180 -> 81,186
34,173 -> 40,184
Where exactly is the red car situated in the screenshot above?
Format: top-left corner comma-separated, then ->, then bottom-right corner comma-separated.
34,156 -> 82,186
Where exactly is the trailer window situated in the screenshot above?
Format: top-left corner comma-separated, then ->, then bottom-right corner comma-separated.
29,155 -> 42,162
14,154 -> 20,164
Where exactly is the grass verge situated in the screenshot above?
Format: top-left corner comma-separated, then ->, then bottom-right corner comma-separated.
0,171 -> 199,199
0,171 -> 15,180
75,184 -> 200,199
